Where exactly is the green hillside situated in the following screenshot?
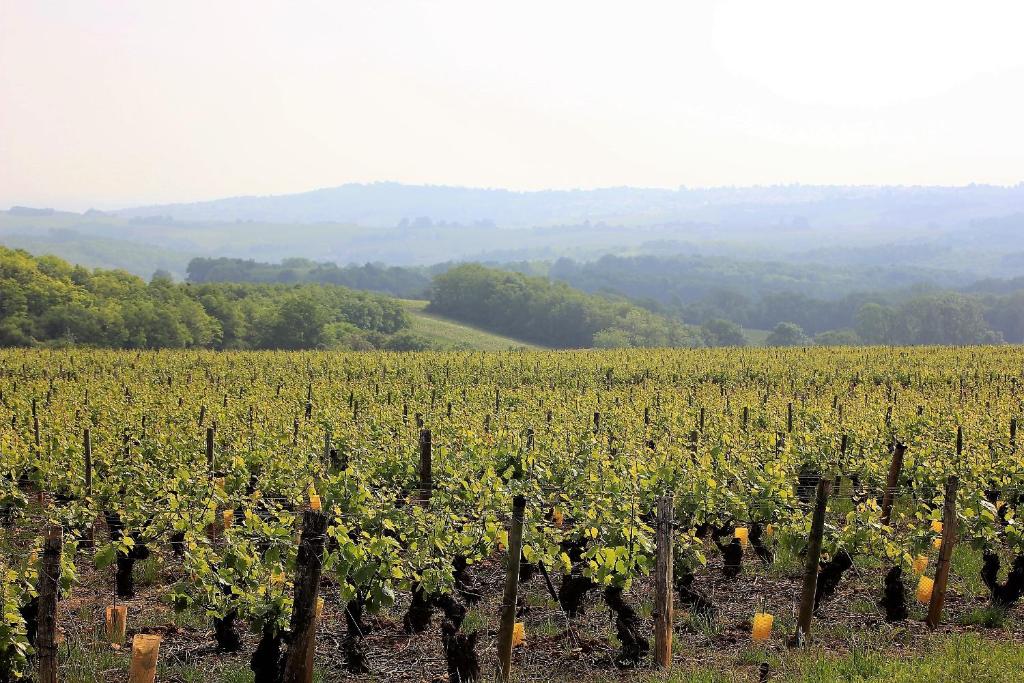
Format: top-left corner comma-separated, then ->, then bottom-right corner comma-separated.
401,300 -> 542,351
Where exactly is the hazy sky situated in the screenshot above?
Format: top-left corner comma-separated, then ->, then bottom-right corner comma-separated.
3,0 -> 1024,210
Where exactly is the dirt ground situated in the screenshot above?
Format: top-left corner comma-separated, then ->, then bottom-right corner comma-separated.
40,528 -> 1024,683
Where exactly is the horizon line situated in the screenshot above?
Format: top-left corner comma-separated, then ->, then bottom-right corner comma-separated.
8,179 -> 1024,214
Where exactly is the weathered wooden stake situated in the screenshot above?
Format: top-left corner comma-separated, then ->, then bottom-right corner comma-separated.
417,429 -> 432,506
880,441 -> 906,526
37,525 -> 62,683
793,478 -> 830,645
654,495 -> 674,669
206,426 -> 215,472
496,495 -> 527,682
927,475 -> 959,629
83,428 -> 93,497
282,510 -> 329,683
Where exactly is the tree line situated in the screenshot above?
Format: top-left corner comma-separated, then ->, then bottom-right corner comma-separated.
0,247 -> 416,350
186,257 -> 432,299
547,255 -> 1023,345
185,254 -> 1024,347
428,264 -> 701,348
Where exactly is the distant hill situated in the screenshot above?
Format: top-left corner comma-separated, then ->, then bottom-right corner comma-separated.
5,183 -> 1024,279
113,182 -> 1024,231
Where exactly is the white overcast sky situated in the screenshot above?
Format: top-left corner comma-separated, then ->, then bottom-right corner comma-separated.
2,0 -> 1024,210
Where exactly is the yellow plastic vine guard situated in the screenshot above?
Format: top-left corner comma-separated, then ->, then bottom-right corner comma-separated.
734,527 -> 749,548
105,604 -> 128,646
912,554 -> 928,575
751,612 -> 774,642
512,622 -> 526,647
128,633 -> 161,683
916,575 -> 934,604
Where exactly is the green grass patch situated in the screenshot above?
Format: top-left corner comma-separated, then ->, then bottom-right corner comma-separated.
400,299 -> 544,351
579,632 -> 1024,683
959,605 -> 1009,628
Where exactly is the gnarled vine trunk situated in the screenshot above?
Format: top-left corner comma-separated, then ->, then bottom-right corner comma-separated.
675,571 -> 716,619
403,583 -> 433,634
982,551 -> 1024,608
878,565 -> 908,622
213,609 -> 243,652
436,594 -> 480,683
814,549 -> 853,611
749,522 -> 774,566
342,595 -> 370,674
603,586 -> 649,668
250,622 -> 284,683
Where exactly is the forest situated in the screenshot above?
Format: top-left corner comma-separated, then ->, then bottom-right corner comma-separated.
0,247 -> 413,351
182,255 -> 1024,346
186,257 -> 433,299
427,264 -> 700,349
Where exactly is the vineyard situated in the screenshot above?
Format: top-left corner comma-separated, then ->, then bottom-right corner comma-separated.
1,346 -> 1023,682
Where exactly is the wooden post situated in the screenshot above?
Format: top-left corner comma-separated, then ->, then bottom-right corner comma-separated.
83,428 -> 93,497
127,634 -> 162,683
496,495 -> 526,682
793,478 -> 830,645
880,441 -> 906,526
81,428 -> 95,547
1011,418 -> 1017,452
302,599 -> 323,682
37,525 -> 62,683
206,426 -> 215,472
654,495 -> 674,669
927,475 -> 959,629
282,510 -> 329,683
787,402 -> 793,433
418,429 -> 432,506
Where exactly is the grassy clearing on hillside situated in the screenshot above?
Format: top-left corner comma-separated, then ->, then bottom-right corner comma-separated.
743,328 -> 771,346
401,299 -> 543,350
